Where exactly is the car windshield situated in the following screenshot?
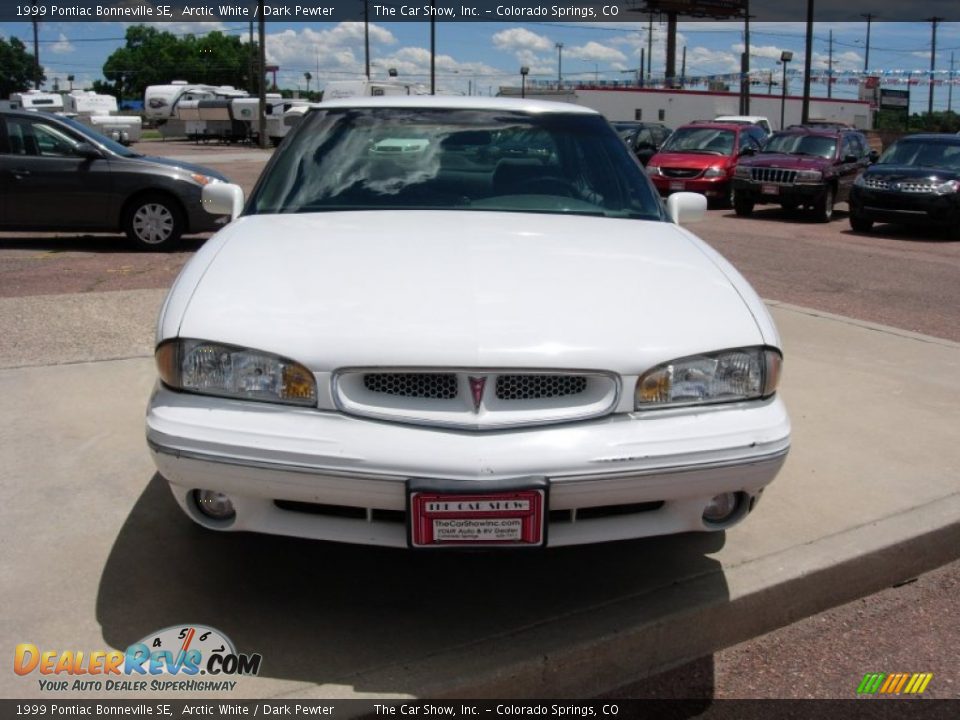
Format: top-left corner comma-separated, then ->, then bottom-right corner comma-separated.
52,114 -> 141,157
659,127 -> 735,155
762,133 -> 837,159
248,107 -> 663,220
877,139 -> 960,169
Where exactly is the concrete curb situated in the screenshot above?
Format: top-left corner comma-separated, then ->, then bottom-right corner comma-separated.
280,494 -> 960,699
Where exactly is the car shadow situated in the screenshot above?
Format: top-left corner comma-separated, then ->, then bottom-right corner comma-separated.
96,474 -> 731,697
841,224 -> 957,243
721,205 -> 850,223
0,234 -> 209,253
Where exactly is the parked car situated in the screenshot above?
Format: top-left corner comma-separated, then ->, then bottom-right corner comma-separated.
646,121 -> 767,207
848,133 -> 960,237
732,125 -> 875,222
147,97 -> 790,550
714,115 -> 773,137
611,121 -> 672,166
0,109 -> 228,250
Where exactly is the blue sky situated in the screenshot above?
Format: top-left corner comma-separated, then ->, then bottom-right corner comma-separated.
2,20 -> 959,112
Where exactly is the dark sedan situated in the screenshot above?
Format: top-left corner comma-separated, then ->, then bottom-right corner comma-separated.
0,110 -> 229,250
612,121 -> 672,166
849,134 -> 960,238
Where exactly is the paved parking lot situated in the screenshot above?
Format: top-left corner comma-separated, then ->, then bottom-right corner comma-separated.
1,140 -> 958,700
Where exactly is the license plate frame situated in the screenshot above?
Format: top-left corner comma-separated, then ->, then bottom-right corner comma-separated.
669,180 -> 686,191
762,183 -> 779,196
407,477 -> 548,549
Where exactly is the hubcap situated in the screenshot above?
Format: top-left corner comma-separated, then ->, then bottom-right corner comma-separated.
132,203 -> 174,244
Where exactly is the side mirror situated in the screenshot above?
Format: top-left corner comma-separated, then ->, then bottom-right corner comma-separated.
666,192 -> 707,225
740,146 -> 756,156
843,154 -> 858,164
868,150 -> 880,163
75,142 -> 102,160
202,182 -> 245,221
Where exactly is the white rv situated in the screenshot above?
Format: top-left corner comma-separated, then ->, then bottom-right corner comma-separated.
62,90 -> 142,144
322,80 -> 417,100
144,82 -> 250,138
8,91 -> 64,112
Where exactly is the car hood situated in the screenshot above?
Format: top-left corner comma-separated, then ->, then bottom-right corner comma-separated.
739,153 -> 829,170
172,211 -> 765,373
648,152 -> 732,169
129,155 -> 230,182
863,165 -> 960,182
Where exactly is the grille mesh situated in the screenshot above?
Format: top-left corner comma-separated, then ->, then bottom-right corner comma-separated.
751,168 -> 798,184
363,373 -> 457,399
661,167 -> 701,178
496,375 -> 587,401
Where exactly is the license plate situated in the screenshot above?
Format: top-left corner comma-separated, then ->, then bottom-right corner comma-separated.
669,180 -> 685,191
762,183 -> 779,196
409,484 -> 546,548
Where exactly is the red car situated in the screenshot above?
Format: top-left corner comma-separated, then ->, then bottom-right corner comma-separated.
646,121 -> 767,207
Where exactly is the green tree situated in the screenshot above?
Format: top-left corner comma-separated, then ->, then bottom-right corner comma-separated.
0,36 -> 44,98
100,25 -> 255,101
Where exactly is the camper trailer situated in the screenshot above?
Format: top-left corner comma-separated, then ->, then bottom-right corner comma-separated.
322,80 -> 417,100
62,90 -> 142,144
144,82 -> 249,138
8,91 -> 64,113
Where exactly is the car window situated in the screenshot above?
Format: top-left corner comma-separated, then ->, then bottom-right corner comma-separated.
840,135 -> 856,160
248,107 -> 663,221
2,117 -> 83,157
660,127 -> 735,155
762,133 -> 837,159
879,140 -> 960,169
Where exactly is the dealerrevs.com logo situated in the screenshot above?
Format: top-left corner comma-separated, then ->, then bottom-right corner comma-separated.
14,624 -> 262,692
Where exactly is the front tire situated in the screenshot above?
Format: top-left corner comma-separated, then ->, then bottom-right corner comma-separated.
812,186 -> 835,223
123,194 -> 185,251
733,191 -> 754,217
849,213 -> 873,233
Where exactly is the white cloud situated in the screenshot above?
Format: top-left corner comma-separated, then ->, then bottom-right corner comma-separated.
50,33 -> 75,55
565,42 -> 627,64
492,27 -> 553,54
265,23 -> 398,86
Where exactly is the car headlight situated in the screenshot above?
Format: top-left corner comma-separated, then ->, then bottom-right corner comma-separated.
733,165 -> 751,179
646,165 -> 662,176
634,347 -> 782,410
795,170 -> 823,183
155,339 -> 317,406
933,179 -> 960,195
703,166 -> 726,179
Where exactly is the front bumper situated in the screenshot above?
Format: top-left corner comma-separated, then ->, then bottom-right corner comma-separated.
146,384 -> 791,548
849,187 -> 960,226
733,179 -> 827,204
650,175 -> 730,199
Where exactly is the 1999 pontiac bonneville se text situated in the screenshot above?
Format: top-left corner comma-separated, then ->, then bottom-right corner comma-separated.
146,97 -> 790,549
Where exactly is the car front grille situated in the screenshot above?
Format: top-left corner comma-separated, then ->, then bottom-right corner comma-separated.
862,177 -> 939,193
661,167 -> 702,178
364,372 -> 458,399
751,167 -> 798,184
335,369 -> 619,429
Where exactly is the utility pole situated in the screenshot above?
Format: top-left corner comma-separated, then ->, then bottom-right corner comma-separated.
32,20 -> 40,89
556,42 -> 564,88
665,12 -> 677,88
364,0 -> 370,79
742,0 -> 751,114
680,46 -> 686,89
827,29 -> 833,99
257,1 -> 267,149
430,0 -> 436,95
861,13 -> 874,73
928,17 -> 942,117
801,0 -> 813,124
248,20 -> 255,95
949,51 -> 955,113
647,14 -> 653,86
640,47 -> 645,88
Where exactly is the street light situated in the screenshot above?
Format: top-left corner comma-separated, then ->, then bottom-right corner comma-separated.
520,66 -> 529,98
780,50 -> 793,130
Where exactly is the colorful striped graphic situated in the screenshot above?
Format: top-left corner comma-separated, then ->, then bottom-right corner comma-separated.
857,672 -> 933,695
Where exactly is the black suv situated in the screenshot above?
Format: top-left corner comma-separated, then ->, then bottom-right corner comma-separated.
849,134 -> 960,237
732,125 -> 875,222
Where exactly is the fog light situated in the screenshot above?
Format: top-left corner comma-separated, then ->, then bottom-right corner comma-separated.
194,489 -> 235,520
703,492 -> 739,524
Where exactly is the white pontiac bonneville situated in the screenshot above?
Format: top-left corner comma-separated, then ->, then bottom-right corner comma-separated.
147,97 -> 790,549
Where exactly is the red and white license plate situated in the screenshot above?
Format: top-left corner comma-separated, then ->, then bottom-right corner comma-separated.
409,488 -> 546,548
669,180 -> 686,191
762,183 -> 779,196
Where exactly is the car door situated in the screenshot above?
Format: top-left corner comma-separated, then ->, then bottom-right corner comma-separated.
835,134 -> 860,202
0,115 -> 113,229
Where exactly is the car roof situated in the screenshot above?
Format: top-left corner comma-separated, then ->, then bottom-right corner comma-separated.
896,133 -> 960,144
680,121 -> 747,131
778,125 -> 850,137
316,95 -> 600,115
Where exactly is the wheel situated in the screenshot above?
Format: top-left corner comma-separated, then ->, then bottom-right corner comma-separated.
733,191 -> 754,217
849,213 -> 873,233
812,186 -> 835,223
726,183 -> 736,209
123,194 -> 185,251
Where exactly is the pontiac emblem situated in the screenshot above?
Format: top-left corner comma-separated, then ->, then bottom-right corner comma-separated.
468,376 -> 486,412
